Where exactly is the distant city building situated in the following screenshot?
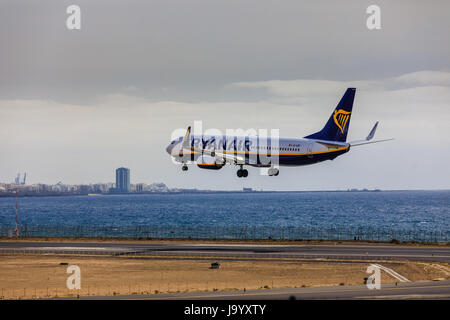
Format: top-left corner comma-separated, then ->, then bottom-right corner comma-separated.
145,182 -> 169,192
0,170 -> 183,197
115,167 -> 130,193
78,185 -> 91,193
135,183 -> 145,192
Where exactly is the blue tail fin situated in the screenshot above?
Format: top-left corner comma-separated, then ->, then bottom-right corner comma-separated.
305,88 -> 356,142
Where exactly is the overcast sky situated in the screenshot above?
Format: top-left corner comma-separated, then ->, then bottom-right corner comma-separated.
1,0 -> 449,190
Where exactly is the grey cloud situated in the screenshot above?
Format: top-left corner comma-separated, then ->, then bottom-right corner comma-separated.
1,1 -> 449,190
1,0 -> 450,103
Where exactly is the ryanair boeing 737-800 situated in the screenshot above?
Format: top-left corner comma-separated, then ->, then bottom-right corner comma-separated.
166,88 -> 392,177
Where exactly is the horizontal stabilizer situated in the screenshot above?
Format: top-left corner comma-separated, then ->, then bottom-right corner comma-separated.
350,138 -> 394,146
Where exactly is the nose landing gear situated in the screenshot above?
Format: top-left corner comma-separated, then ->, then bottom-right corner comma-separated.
182,164 -> 188,171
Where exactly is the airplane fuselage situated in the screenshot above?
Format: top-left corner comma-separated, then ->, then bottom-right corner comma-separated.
166,88 -> 390,177
167,135 -> 350,167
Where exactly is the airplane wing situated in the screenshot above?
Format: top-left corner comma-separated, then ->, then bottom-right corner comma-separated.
349,121 -> 394,146
213,151 -> 246,165
193,146 -> 246,165
181,126 -> 245,164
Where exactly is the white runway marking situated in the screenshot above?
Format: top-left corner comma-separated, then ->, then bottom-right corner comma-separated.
371,263 -> 410,282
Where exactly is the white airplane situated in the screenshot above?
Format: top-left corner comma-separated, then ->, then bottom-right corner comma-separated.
166,88 -> 392,177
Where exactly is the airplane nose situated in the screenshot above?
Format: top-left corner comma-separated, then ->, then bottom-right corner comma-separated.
166,143 -> 173,155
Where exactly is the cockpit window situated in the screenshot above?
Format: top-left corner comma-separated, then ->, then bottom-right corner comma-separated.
170,137 -> 183,145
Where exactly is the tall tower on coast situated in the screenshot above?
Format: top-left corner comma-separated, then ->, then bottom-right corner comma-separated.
115,167 -> 130,193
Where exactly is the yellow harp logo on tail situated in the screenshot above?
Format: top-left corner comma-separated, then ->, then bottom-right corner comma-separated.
333,109 -> 351,134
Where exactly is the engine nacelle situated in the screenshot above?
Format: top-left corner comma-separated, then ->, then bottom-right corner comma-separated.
196,155 -> 224,170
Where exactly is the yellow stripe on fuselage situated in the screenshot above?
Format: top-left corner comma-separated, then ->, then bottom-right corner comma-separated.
172,146 -> 349,157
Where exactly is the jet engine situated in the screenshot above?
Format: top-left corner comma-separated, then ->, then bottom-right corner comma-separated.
196,155 -> 224,170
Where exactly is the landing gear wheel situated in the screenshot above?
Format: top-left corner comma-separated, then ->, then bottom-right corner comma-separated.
182,165 -> 188,171
237,168 -> 248,178
268,168 -> 279,176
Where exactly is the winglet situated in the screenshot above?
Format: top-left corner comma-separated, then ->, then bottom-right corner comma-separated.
182,126 -> 191,149
366,121 -> 379,141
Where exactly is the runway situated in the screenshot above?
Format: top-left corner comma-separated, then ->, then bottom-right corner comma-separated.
65,281 -> 450,300
2,240 -> 449,300
0,241 -> 449,262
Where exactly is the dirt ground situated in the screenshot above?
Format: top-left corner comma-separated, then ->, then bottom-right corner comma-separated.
0,254 -> 448,299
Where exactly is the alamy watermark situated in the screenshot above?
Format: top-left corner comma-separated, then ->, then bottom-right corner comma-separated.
170,121 -> 280,175
66,5 -> 81,30
66,265 -> 81,290
366,264 -> 381,290
366,5 -> 381,30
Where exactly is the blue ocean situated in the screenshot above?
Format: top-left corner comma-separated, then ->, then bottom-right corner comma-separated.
0,191 -> 449,241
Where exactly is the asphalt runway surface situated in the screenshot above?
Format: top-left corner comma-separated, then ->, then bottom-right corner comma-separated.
64,281 -> 450,300
0,241 -> 449,262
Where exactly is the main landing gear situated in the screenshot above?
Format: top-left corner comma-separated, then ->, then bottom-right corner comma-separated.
268,167 -> 279,176
236,166 -> 248,178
